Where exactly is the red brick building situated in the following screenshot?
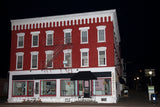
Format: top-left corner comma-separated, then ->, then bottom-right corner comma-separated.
8,9 -> 122,103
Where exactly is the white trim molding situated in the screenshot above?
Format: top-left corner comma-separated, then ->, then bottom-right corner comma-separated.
97,47 -> 107,66
17,33 -> 25,48
80,48 -> 89,67
45,30 -> 54,46
30,31 -> 40,48
30,51 -> 39,69
11,10 -> 116,31
16,52 -> 24,70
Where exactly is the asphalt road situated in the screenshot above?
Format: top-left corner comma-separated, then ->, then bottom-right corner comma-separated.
0,90 -> 160,107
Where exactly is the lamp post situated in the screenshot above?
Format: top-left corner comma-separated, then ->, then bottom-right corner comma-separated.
149,71 -> 153,85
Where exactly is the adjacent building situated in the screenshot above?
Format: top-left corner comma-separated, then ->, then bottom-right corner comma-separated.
8,9 -> 122,103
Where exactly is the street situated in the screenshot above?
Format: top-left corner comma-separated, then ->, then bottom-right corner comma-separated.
0,89 -> 160,107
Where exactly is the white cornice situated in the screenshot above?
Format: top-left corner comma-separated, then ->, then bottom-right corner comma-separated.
11,9 -> 116,31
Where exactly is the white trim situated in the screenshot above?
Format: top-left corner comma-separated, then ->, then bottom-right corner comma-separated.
80,48 -> 89,52
45,50 -> 54,68
9,67 -> 115,75
17,33 -> 25,48
79,27 -> 90,44
30,51 -> 39,69
96,25 -> 106,43
97,47 -> 107,66
80,48 -> 89,67
79,27 -> 90,31
11,10 -> 115,31
31,31 -> 40,48
63,29 -> 72,32
63,49 -> 72,68
46,30 -> 54,46
16,52 -> 24,70
63,29 -> 72,44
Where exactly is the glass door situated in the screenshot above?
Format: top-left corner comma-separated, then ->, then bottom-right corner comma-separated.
34,80 -> 40,98
84,80 -> 90,98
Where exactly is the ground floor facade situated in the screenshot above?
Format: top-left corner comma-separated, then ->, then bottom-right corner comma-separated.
8,67 -> 120,103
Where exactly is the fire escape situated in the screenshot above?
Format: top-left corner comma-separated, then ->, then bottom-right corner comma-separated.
41,35 -> 72,72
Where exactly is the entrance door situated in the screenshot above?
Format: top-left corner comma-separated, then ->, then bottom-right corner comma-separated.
84,80 -> 90,98
34,80 -> 40,98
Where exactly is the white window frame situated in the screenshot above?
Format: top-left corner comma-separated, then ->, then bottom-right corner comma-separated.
63,49 -> 72,67
30,51 -> 39,69
17,33 -> 25,48
31,31 -> 40,48
80,48 -> 89,67
16,52 -> 24,70
96,25 -> 106,43
46,30 -> 54,46
45,50 -> 54,68
79,27 -> 90,44
97,47 -> 107,66
63,29 -> 72,44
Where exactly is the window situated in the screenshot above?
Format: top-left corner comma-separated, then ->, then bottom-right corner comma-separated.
80,48 -> 89,67
93,78 -> 111,95
45,50 -> 54,68
41,80 -> 56,96
61,80 -> 76,96
46,30 -> 54,46
97,47 -> 107,66
12,81 -> 34,97
79,27 -> 90,44
31,31 -> 40,47
17,33 -> 25,48
16,52 -> 24,70
63,29 -> 72,44
96,26 -> 106,42
30,51 -> 39,69
63,49 -> 72,67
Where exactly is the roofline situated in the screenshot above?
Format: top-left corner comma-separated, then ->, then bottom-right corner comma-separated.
11,9 -> 116,23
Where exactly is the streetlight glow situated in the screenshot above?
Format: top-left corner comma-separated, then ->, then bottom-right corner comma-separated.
149,71 -> 153,75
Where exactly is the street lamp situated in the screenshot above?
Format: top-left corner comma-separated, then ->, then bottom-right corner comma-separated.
149,71 -> 153,85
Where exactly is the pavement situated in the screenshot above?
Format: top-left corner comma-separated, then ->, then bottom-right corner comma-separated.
0,89 -> 160,107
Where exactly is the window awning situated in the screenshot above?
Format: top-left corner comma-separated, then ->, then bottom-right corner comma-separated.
71,71 -> 97,80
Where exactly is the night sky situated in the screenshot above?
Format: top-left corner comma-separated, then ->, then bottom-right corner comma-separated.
0,0 -> 152,84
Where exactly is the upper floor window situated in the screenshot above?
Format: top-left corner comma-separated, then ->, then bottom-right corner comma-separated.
17,33 -> 25,48
31,31 -> 40,47
46,30 -> 54,46
63,29 -> 72,44
97,47 -> 107,66
79,27 -> 90,44
16,52 -> 24,70
63,49 -> 72,67
30,51 -> 39,69
80,48 -> 89,67
45,50 -> 54,68
96,26 -> 106,42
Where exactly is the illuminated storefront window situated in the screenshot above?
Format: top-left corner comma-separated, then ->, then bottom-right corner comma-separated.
61,80 -> 76,96
12,81 -> 34,96
41,80 -> 56,96
93,78 -> 111,95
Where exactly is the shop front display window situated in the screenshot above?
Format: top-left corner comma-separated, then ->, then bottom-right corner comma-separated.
12,81 -> 34,96
93,78 -> 111,95
61,80 -> 75,96
41,80 -> 56,96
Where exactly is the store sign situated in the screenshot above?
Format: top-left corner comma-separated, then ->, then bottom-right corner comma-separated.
148,86 -> 155,94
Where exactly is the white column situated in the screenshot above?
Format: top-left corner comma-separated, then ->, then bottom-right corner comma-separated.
56,79 -> 60,97
8,72 -> 13,102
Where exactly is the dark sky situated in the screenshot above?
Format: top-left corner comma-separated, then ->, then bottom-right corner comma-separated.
0,0 -> 151,79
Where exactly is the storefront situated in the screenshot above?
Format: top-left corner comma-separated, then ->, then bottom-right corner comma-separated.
8,70 -> 116,103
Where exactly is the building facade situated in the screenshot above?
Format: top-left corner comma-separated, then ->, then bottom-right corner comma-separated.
8,9 -> 122,103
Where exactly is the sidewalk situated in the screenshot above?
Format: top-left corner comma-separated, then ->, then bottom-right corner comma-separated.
0,89 -> 160,107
